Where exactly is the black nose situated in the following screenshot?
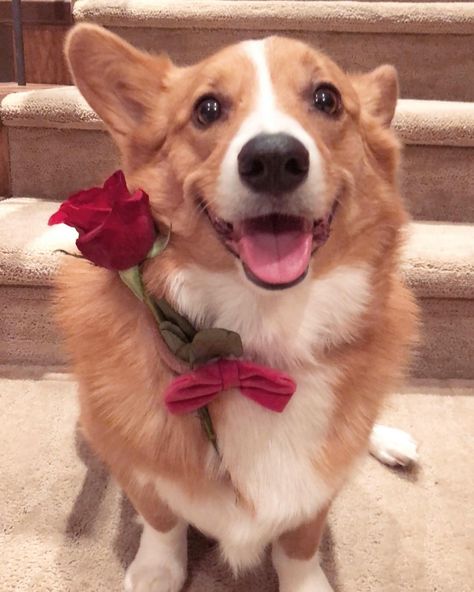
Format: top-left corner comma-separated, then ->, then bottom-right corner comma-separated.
238,133 -> 309,194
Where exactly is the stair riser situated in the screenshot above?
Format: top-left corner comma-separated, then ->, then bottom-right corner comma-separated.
414,298 -> 474,379
8,127 -> 473,222
0,286 -> 65,367
109,27 -> 474,102
8,127 -> 118,201
1,286 -> 472,379
402,146 -> 474,222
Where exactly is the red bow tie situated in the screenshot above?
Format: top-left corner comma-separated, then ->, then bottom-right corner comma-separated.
164,359 -> 296,415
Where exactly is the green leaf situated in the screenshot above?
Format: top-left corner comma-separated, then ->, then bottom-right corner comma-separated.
155,298 -> 196,340
189,329 -> 243,367
160,325 -> 190,361
147,226 -> 171,259
119,266 -> 145,301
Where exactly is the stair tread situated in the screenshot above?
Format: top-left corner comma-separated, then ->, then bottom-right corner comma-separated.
0,86 -> 101,130
73,0 -> 474,35
403,221 -> 474,298
0,197 -> 472,298
2,86 -> 474,147
0,198 -> 76,288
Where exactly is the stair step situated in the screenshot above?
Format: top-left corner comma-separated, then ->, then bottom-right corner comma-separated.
403,222 -> 474,300
0,87 -> 117,202
0,198 -> 74,287
2,87 -> 473,222
72,0 -> 474,101
0,83 -> 62,102
1,197 -> 473,377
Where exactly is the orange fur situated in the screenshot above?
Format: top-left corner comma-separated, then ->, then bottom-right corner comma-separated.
278,504 -> 330,561
57,25 -> 418,571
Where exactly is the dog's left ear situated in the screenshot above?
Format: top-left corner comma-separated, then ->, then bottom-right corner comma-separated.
351,65 -> 399,127
65,24 -> 173,142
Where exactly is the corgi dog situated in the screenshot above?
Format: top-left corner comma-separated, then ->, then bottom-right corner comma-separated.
57,24 -> 419,592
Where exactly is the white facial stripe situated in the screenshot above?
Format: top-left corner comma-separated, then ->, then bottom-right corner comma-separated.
242,39 -> 323,161
244,40 -> 278,129
217,39 -> 326,221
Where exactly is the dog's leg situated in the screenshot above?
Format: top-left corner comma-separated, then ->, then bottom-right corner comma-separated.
122,482 -> 188,592
369,423 -> 418,467
272,506 -> 333,592
125,518 -> 187,592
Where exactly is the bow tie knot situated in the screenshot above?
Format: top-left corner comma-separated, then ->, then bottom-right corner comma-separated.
219,359 -> 241,392
165,359 -> 296,415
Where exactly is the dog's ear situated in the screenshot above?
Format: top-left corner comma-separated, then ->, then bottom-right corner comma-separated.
65,24 -> 172,141
350,65 -> 399,127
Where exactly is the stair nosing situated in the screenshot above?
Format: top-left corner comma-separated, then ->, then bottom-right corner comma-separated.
2,88 -> 474,148
0,197 -> 472,300
72,1 -> 474,36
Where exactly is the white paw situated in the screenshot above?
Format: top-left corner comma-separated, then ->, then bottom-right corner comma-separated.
124,561 -> 186,592
304,565 -> 334,592
369,424 -> 419,467
279,565 -> 334,592
124,519 -> 187,592
273,544 -> 333,592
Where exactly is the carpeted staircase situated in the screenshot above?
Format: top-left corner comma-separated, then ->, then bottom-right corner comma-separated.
1,1 -> 473,591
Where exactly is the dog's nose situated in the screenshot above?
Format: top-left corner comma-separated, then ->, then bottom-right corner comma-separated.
238,133 -> 309,194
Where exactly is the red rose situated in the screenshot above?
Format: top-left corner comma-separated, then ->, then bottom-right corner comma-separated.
49,171 -> 156,270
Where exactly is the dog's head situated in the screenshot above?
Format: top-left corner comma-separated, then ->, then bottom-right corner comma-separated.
66,25 -> 404,292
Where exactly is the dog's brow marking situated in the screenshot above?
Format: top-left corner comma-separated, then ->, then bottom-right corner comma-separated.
243,40 -> 279,131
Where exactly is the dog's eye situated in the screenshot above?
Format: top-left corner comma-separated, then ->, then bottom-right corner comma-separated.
194,96 -> 222,127
313,85 -> 341,116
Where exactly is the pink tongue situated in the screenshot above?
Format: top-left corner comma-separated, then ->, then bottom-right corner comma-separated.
238,220 -> 313,286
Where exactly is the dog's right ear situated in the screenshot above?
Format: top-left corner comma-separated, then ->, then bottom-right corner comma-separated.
350,65 -> 399,128
65,24 -> 172,142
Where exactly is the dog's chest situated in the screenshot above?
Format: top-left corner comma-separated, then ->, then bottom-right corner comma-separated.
160,263 -> 371,550
215,366 -> 336,521
168,262 -> 371,369
168,264 -> 370,479
150,367 -> 336,570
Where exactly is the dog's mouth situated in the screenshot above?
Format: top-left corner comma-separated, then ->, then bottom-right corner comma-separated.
201,202 -> 337,290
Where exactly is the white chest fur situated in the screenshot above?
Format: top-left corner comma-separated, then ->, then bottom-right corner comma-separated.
168,263 -> 371,369
150,262 -> 372,570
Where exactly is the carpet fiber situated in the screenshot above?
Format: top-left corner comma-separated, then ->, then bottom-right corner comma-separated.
1,374 -> 473,591
72,0 -> 474,101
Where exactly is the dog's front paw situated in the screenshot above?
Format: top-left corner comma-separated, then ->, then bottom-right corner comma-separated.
273,544 -> 334,592
369,424 -> 419,467
124,520 -> 187,592
124,561 -> 186,592
277,564 -> 334,592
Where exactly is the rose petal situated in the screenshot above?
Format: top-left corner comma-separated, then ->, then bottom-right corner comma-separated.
67,187 -> 107,207
104,171 -> 130,205
49,170 -> 157,270
48,209 -> 68,226
76,202 -> 155,270
49,188 -> 110,229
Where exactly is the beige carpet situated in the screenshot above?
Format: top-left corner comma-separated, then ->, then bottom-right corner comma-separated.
1,373 -> 473,591
72,0 -> 474,101
73,1 -> 474,34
